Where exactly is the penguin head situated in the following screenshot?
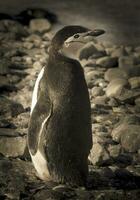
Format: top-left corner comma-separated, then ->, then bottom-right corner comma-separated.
51,25 -> 105,52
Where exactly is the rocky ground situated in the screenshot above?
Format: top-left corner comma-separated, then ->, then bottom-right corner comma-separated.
0,14 -> 140,200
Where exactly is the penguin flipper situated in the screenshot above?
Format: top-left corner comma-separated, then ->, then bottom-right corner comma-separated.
28,94 -> 52,155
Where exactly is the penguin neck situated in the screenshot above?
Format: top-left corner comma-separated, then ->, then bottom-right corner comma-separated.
49,46 -> 75,62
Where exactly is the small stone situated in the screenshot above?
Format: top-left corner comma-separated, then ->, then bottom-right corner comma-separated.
128,76 -> 140,89
91,87 -> 104,97
33,61 -> 42,70
106,78 -> 128,98
29,18 -> 51,33
92,95 -> 108,105
108,98 -> 119,106
108,144 -> 121,158
79,42 -> 106,60
104,68 -> 127,82
89,143 -> 110,165
23,42 -> 34,49
96,56 -> 118,68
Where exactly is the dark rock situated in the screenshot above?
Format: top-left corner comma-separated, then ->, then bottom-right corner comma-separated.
0,60 -> 10,75
96,56 -> 118,68
0,20 -> 28,39
0,128 -> 21,137
79,42 -> 106,60
0,96 -> 24,119
14,8 -> 57,25
0,76 -> 17,92
0,119 -> 14,128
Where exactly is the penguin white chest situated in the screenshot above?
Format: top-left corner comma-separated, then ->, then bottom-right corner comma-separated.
30,67 -> 51,180
31,150 -> 50,180
30,67 -> 45,114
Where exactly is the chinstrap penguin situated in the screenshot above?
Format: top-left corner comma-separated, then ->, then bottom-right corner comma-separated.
28,25 -> 105,187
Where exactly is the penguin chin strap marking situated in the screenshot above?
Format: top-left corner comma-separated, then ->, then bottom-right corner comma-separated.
30,67 -> 45,115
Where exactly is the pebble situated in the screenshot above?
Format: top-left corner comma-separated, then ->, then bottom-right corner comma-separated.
89,143 -> 110,165
91,86 -> 104,97
108,144 -> 121,158
128,76 -> 140,89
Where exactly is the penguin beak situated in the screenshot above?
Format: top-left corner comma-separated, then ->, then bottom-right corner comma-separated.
86,29 -> 105,37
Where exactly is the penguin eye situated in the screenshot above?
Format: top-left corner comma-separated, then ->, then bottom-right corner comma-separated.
74,34 -> 80,39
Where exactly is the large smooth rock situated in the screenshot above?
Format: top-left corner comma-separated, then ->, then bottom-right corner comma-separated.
96,56 -> 118,68
104,68 -> 127,82
29,18 -> 51,33
79,42 -> 106,60
128,76 -> 140,89
106,78 -> 128,98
